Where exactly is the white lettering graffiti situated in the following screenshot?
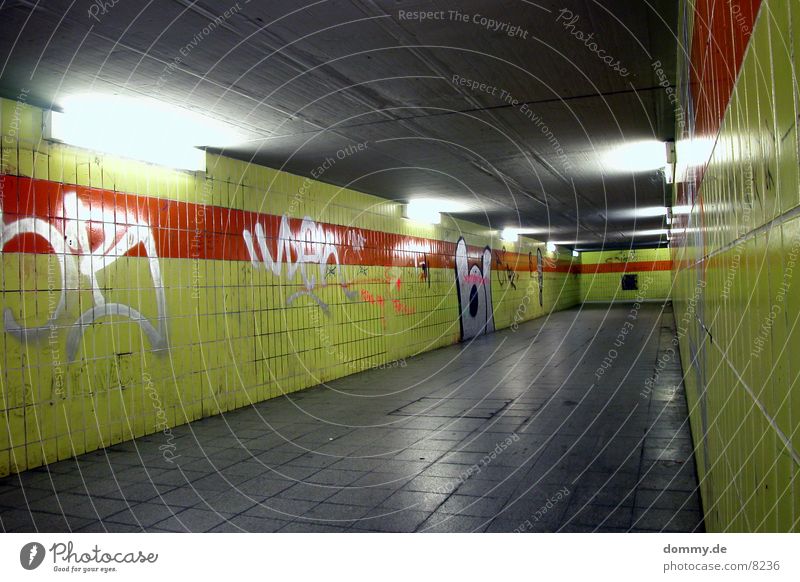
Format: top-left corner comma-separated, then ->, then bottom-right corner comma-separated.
243,215 -> 357,312
0,191 -> 168,368
346,229 -> 366,253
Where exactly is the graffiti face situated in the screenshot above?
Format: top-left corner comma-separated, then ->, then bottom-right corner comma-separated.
455,238 -> 494,340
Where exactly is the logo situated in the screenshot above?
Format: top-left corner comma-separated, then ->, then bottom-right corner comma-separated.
20,542 -> 46,570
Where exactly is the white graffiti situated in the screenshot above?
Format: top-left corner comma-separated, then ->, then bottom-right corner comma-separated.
0,191 -> 168,362
243,215 -> 358,312
346,228 -> 366,253
455,237 -> 494,340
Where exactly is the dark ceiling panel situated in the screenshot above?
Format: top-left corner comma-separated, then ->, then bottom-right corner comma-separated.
0,0 -> 679,249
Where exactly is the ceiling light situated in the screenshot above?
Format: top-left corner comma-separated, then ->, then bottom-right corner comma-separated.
500,226 -> 548,242
572,250 -> 579,257
664,141 -> 676,183
501,228 -> 519,243
630,228 -> 670,237
603,140 -> 668,173
546,241 -> 557,252
635,206 -> 668,218
404,198 -> 469,225
674,138 -> 715,183
672,205 -> 692,215
404,202 -> 440,225
664,163 -> 676,183
46,94 -> 243,171
614,206 -> 670,219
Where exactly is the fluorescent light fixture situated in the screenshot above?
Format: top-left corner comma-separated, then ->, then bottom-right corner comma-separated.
501,226 -> 546,242
664,141 -> 676,183
610,206 -> 668,220
404,198 -> 468,225
546,241 -> 557,252
608,206 -> 669,218
46,94 -> 243,171
672,205 -> 692,215
664,161 -> 676,183
572,250 -> 579,257
501,228 -> 519,243
604,140 -> 667,173
404,203 -> 440,224
630,228 -> 670,237
634,206 -> 668,218
674,138 -> 715,182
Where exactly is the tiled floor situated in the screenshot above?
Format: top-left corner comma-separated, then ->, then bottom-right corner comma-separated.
0,303 -> 704,532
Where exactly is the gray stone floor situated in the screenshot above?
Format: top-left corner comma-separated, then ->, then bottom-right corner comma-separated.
0,303 -> 704,532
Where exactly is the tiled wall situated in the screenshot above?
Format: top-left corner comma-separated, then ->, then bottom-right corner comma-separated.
673,0 -> 800,531
579,248 -> 672,302
0,98 -> 580,477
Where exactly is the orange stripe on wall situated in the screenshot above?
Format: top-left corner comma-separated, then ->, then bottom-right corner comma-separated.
0,174 -> 578,273
579,260 -> 673,274
690,0 -> 761,141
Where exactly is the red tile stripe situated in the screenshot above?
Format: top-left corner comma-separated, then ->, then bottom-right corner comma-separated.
0,175 -> 577,274
673,0 -> 761,248
690,0 -> 761,142
578,260 -> 673,274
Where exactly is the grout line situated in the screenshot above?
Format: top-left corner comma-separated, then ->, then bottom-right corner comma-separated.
708,331 -> 800,468
675,201 -> 800,271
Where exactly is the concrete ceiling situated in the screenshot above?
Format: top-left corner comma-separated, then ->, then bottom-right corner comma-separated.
0,0 -> 679,249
